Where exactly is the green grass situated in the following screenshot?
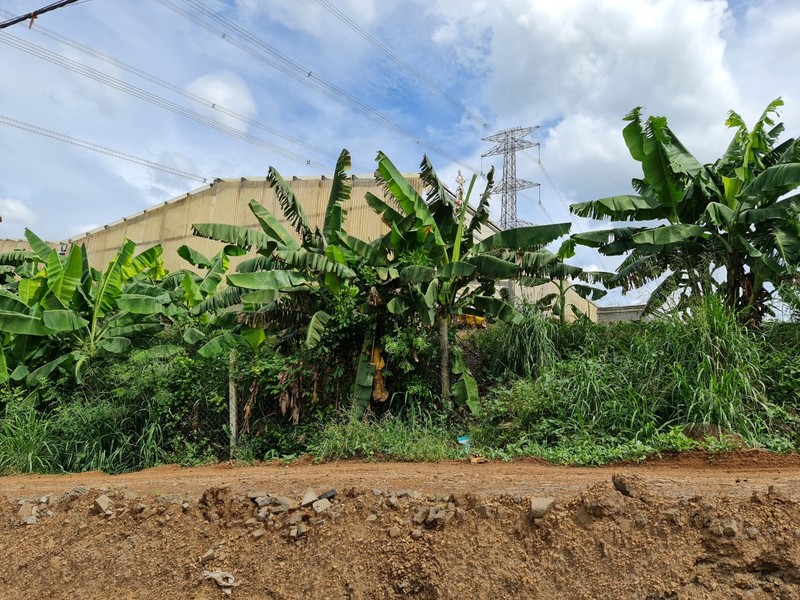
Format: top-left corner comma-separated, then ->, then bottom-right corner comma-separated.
309,412 -> 461,461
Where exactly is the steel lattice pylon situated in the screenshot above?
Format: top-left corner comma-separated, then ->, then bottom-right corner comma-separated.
482,126 -> 540,229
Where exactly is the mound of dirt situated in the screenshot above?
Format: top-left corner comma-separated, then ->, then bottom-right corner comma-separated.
2,463 -> 800,599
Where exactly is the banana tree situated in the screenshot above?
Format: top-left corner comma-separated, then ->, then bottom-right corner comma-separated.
372,152 -> 571,410
0,229 -> 169,384
571,99 -> 800,323
191,150 -> 390,416
522,244 -> 610,323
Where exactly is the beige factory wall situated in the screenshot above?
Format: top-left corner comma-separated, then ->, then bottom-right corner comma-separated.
67,175 -> 417,272
1,174 -> 597,321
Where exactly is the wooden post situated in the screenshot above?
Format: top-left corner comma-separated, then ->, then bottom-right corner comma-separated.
228,349 -> 237,459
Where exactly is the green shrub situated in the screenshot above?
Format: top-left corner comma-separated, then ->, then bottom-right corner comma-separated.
473,302 -> 554,380
0,390 -> 58,474
309,412 -> 459,461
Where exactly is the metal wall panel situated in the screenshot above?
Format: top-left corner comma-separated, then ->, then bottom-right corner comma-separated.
0,173 -> 596,320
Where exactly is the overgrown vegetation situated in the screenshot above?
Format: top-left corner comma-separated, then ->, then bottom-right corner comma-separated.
0,102 -> 798,474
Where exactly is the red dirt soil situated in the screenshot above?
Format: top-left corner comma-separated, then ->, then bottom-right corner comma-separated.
2,450 -> 800,599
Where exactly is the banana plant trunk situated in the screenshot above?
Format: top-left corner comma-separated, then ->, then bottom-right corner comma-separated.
439,314 -> 450,401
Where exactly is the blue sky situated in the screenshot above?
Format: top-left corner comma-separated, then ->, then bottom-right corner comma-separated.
1,0 -> 799,304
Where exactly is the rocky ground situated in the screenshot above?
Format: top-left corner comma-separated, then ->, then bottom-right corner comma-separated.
2,451 -> 800,599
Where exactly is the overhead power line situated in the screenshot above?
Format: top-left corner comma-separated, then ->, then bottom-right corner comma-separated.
0,8 -> 352,167
0,0 -> 81,30
155,0 -> 481,174
0,114 -> 209,183
0,31 -> 332,172
313,0 -> 489,130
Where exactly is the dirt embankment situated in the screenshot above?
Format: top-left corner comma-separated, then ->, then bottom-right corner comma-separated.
2,452 -> 800,599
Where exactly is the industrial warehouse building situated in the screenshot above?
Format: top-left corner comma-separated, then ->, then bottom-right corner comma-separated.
0,174 -> 598,320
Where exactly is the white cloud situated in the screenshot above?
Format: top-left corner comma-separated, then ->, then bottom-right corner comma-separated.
185,70 -> 258,131
0,199 -> 38,231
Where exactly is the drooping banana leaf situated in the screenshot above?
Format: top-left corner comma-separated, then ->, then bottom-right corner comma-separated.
0,311 -> 52,336
471,296 -> 522,324
323,149 -> 352,242
305,310 -> 332,349
198,333 -> 243,358
192,286 -> 243,314
274,248 -> 356,279
93,239 -> 135,318
42,309 -> 88,332
466,254 -> 519,279
351,335 -> 376,418
192,223 -> 273,251
473,223 -> 570,253
177,245 -> 212,268
228,270 -> 313,290
267,170 -> 314,247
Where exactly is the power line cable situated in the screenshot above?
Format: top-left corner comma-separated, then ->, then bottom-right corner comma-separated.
312,0 -> 489,129
0,9 -> 362,169
0,0 -> 82,29
154,0 -> 481,174
0,114 -> 209,183
0,31 -> 332,172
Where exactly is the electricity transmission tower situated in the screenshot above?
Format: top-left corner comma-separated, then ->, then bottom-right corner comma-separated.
482,126 -> 540,229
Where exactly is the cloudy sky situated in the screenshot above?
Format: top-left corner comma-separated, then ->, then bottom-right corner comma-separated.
1,0 -> 798,303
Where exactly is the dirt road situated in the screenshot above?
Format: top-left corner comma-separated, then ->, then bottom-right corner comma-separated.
2,451 -> 799,599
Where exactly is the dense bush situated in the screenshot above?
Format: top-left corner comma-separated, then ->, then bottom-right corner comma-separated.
472,296 -> 800,460
2,295 -> 799,473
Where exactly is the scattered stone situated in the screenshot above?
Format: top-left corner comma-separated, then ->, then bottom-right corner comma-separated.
301,489 -> 318,507
634,513 -> 647,527
617,518 -> 633,533
410,529 -> 424,540
397,490 -> 423,500
319,489 -> 337,501
455,508 -> 467,523
141,507 -> 155,520
39,495 -> 52,506
365,514 -> 378,522
271,496 -> 297,510
372,489 -> 383,496
476,505 -> 495,519
386,496 -> 400,510
529,497 -> 556,519
247,491 -> 269,500
119,489 -> 137,501
200,549 -> 216,564
412,508 -> 429,525
182,502 -> 191,513
65,486 -> 88,502
612,474 -> 639,498
723,521 -> 739,538
575,506 -> 591,525
354,500 -> 365,510
93,495 -> 112,515
22,515 -> 37,526
252,528 -> 266,540
388,526 -> 402,538
312,498 -> 332,514
18,503 -> 36,519
425,508 -> 448,528
512,495 -> 522,504
155,494 -> 179,506
288,512 -> 304,525
746,526 -> 760,539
